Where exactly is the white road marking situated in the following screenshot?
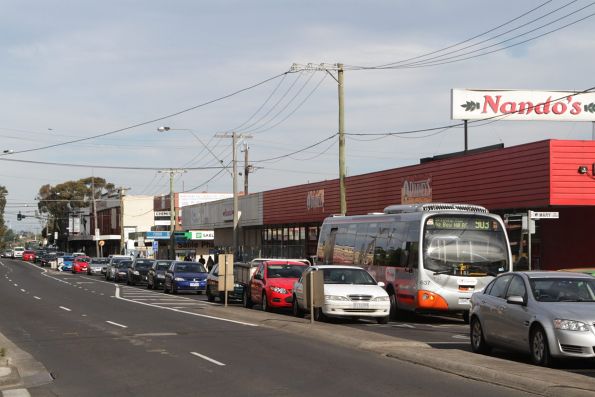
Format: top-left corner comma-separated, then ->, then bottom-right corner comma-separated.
13,283 -> 18,287
20,289 -> 26,293
106,320 -> 127,328
34,296 -> 41,300
452,334 -> 469,340
135,332 -> 177,337
190,352 -> 226,366
59,306 -> 72,312
115,285 -> 257,327
2,388 -> 32,397
392,324 -> 415,328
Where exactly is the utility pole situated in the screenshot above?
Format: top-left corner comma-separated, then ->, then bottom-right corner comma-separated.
243,142 -> 253,195
92,177 -> 100,257
290,62 -> 347,215
158,169 -> 186,260
118,187 -> 130,255
215,132 -> 252,257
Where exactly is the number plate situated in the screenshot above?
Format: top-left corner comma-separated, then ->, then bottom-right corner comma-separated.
189,282 -> 199,287
458,298 -> 471,305
353,302 -> 369,309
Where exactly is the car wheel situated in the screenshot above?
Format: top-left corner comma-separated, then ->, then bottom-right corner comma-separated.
262,293 -> 271,312
470,317 -> 491,354
147,278 -> 153,289
206,287 -> 215,302
377,315 -> 389,325
292,295 -> 304,318
171,283 -> 177,294
530,325 -> 552,366
243,289 -> 253,309
313,307 -> 325,322
388,289 -> 398,320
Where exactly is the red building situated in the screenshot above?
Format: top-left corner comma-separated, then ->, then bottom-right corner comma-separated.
261,139 -> 595,270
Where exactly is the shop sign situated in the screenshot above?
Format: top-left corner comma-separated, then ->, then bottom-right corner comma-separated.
306,189 -> 324,211
401,177 -> 432,205
146,231 -> 170,239
187,230 -> 215,240
154,211 -> 171,217
451,89 -> 595,122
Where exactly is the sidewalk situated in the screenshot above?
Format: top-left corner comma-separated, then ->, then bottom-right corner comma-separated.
0,332 -> 52,393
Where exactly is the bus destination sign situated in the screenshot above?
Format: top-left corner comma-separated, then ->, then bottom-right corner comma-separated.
427,217 -> 497,231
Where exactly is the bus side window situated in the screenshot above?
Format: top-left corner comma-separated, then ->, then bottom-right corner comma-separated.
373,223 -> 390,266
354,223 -> 369,265
324,228 -> 337,264
387,222 -> 406,267
406,242 -> 419,269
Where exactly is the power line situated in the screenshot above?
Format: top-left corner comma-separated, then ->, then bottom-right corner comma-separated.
0,157 -> 229,171
0,71 -> 290,157
252,133 -> 337,163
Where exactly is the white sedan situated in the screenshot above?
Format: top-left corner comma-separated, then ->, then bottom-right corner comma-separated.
292,265 -> 390,324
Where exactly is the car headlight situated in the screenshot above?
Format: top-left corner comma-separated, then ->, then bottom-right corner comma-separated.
371,296 -> 390,302
174,277 -> 185,282
270,286 -> 288,294
157,274 -> 165,279
325,295 -> 349,302
118,271 -> 126,275
133,271 -> 140,275
554,319 -> 590,332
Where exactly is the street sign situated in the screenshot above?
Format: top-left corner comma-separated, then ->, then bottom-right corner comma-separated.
99,240 -> 105,247
152,240 -> 158,252
529,211 -> 559,219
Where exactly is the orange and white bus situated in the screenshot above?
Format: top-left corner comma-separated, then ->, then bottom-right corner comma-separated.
316,203 -> 513,322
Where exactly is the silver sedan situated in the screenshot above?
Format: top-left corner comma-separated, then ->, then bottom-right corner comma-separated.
469,271 -> 595,366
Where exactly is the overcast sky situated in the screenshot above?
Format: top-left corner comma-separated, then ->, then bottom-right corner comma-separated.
2,0 -> 594,232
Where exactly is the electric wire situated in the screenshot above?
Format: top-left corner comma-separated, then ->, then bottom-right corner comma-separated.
0,157 -> 230,171
0,71 -> 290,156
252,133 -> 337,163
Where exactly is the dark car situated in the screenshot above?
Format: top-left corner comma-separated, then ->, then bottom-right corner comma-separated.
163,261 -> 208,294
40,251 -> 61,267
105,255 -> 133,281
147,260 -> 173,290
111,260 -> 133,283
127,258 -> 155,285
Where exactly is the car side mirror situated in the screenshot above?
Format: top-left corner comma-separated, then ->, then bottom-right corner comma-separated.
507,295 -> 525,305
377,281 -> 386,288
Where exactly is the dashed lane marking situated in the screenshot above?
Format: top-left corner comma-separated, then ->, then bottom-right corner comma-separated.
190,352 -> 226,366
106,320 -> 127,328
59,306 -> 72,312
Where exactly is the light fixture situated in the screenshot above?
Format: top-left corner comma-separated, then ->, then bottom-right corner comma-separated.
157,126 -> 170,132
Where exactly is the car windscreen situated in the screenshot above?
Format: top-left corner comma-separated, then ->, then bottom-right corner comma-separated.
267,264 -> 307,278
174,263 -> 206,273
529,278 -> 595,302
155,263 -> 170,271
322,268 -> 377,285
117,261 -> 132,269
76,257 -> 91,262
134,261 -> 153,269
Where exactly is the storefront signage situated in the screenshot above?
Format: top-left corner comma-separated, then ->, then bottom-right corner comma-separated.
146,231 -> 170,239
401,177 -> 432,204
154,211 -> 171,217
306,189 -> 325,211
451,89 -> 595,122
187,230 -> 215,240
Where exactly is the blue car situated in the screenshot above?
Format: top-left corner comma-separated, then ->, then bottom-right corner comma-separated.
164,261 -> 208,294
61,255 -> 74,272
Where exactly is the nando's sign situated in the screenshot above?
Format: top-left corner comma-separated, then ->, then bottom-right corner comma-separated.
451,89 -> 595,122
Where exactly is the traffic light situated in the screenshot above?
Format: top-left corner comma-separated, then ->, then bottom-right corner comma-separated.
17,212 -> 22,221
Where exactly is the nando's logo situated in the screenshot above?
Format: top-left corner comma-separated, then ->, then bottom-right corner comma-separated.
401,177 -> 432,205
451,89 -> 595,122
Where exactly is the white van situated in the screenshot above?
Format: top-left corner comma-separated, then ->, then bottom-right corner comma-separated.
12,247 -> 25,258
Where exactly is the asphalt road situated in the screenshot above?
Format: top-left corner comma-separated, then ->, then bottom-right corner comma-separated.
0,258 -> 538,397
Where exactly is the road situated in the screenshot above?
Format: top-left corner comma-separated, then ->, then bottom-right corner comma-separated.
0,258 -> 538,397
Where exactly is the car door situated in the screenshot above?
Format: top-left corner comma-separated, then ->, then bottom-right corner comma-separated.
251,264 -> 265,303
478,273 -> 513,345
294,270 -> 308,309
498,274 -> 531,350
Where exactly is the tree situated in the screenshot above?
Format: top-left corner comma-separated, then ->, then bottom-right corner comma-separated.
36,177 -> 116,242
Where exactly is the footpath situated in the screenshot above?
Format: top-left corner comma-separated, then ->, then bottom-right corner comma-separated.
2,302 -> 595,397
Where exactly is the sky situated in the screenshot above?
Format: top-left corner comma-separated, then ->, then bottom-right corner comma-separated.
2,0 -> 595,233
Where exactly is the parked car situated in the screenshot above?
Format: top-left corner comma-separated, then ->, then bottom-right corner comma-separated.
470,271 -> 595,366
12,247 -> 25,259
292,265 -> 391,324
107,260 -> 133,283
206,262 -> 258,303
40,251 -> 61,267
127,258 -> 155,285
147,260 -> 173,290
22,250 -> 36,262
105,255 -> 133,280
60,255 -> 75,272
72,256 -> 91,274
163,261 -> 208,294
87,257 -> 109,275
244,260 -> 309,311
1,250 -> 12,258
34,250 -> 47,264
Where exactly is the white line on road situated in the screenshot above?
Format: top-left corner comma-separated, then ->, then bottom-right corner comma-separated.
114,285 -> 257,327
190,352 -> 226,366
20,289 -> 26,293
59,306 -> 72,312
13,283 -> 18,287
106,320 -> 128,328
34,296 -> 41,300
2,388 -> 32,397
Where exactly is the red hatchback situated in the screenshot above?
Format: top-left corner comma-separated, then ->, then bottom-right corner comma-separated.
22,250 -> 36,262
72,256 -> 91,274
244,260 -> 309,312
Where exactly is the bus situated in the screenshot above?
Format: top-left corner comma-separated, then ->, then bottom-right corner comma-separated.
316,203 -> 513,322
